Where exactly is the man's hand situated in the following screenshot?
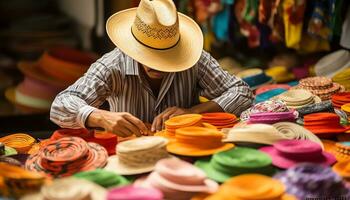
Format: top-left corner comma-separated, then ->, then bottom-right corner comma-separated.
151,107 -> 191,132
87,109 -> 149,137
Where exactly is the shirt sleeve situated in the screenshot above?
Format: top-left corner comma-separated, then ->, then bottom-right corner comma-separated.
50,54 -> 122,129
197,50 -> 254,115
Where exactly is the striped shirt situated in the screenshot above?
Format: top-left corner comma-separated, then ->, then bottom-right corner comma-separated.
50,48 -> 253,128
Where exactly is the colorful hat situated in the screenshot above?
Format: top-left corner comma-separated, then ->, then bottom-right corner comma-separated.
25,137 -> 108,177
106,186 -> 163,200
272,122 -> 323,148
195,147 -> 275,183
0,133 -> 35,154
332,92 -> 350,109
222,124 -> 286,145
303,112 -> 348,136
104,136 -> 170,175
166,127 -> 234,157
315,49 -> 350,78
201,113 -> 239,129
73,169 -> 130,188
20,177 -> 107,200
265,66 -> 295,83
204,174 -> 296,200
0,163 -> 45,198
255,84 -> 291,95
240,100 -> 289,121
135,157 -> 218,200
248,111 -> 297,124
16,76 -> 61,101
260,140 -> 336,169
333,68 -> 350,91
296,100 -> 334,117
237,68 -> 273,90
274,163 -> 350,199
255,88 -> 287,103
156,114 -> 203,138
295,77 -> 345,101
273,89 -> 321,109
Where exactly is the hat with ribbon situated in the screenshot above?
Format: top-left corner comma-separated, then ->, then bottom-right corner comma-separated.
333,68 -> 350,91
73,169 -> 130,188
106,0 -> 203,72
315,49 -> 350,78
106,185 -> 163,200
240,100 -> 289,121
195,147 -> 275,183
0,133 -> 35,154
201,113 -> 239,129
260,140 -> 336,169
237,68 -> 273,90
25,137 -> 108,177
204,174 -> 296,200
273,89 -> 322,109
274,163 -> 350,199
332,92 -> 350,109
20,177 -> 107,200
104,136 -> 170,175
296,100 -> 334,117
166,127 -> 234,157
303,112 -> 348,136
134,157 -> 218,200
0,163 -> 45,198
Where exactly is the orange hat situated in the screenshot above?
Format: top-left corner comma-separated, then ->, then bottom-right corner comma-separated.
166,127 -> 234,157
201,113 -> 239,129
0,133 -> 35,154
204,174 -> 296,200
333,160 -> 350,180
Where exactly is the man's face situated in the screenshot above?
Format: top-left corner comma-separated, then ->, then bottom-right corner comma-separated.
142,65 -> 168,79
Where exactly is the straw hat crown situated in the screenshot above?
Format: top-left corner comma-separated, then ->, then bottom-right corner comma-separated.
132,0 -> 180,50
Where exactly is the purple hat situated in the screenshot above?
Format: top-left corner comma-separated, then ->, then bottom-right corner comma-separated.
107,186 -> 163,200
260,140 -> 336,169
248,111 -> 297,124
274,163 -> 350,199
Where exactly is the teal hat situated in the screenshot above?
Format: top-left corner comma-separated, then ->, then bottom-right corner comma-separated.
195,147 -> 275,183
73,169 -> 130,188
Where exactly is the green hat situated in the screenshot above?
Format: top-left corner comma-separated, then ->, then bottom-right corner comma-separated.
73,169 -> 130,188
195,147 -> 276,183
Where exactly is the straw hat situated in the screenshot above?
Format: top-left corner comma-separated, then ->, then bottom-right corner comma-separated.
106,0 -> 203,72
273,89 -> 321,109
104,136 -> 170,175
315,49 -> 350,78
135,157 -> 218,200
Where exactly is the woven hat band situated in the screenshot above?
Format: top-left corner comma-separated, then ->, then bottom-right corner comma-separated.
131,14 -> 180,50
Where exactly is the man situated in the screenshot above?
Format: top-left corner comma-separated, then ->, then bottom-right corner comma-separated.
50,0 -> 253,137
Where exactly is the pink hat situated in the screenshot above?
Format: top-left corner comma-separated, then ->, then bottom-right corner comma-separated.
134,157 -> 218,200
107,186 -> 163,200
260,140 -> 336,169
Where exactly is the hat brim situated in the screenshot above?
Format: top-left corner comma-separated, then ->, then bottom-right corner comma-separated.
166,143 -> 233,157
106,8 -> 203,72
194,158 -> 231,183
260,146 -> 336,169
104,155 -> 170,176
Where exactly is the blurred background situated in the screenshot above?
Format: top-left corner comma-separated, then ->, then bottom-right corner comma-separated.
0,0 -> 348,135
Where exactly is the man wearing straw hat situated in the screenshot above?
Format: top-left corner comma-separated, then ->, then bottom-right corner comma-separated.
50,0 -> 253,137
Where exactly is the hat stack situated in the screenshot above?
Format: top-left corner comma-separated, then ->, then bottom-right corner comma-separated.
314,49 -> 350,78
25,137 -> 108,177
332,92 -> 350,109
73,169 -> 130,188
240,100 -> 290,121
20,177 -> 107,200
333,68 -> 350,91
156,114 -> 203,138
237,68 -> 273,90
166,127 -> 234,157
265,66 -> 295,83
296,100 -> 334,117
135,157 -> 218,200
273,89 -> 321,109
204,174 -> 296,200
303,113 -> 348,137
50,129 -> 118,155
294,77 -> 345,101
0,133 -> 35,154
260,140 -> 336,169
106,186 -> 163,200
201,113 -> 239,129
275,163 -> 350,199
104,136 -> 170,175
195,147 -> 275,183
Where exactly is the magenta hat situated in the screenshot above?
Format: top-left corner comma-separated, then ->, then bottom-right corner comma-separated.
260,140 -> 336,169
248,111 -> 297,124
134,157 -> 218,200
106,186 -> 163,200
